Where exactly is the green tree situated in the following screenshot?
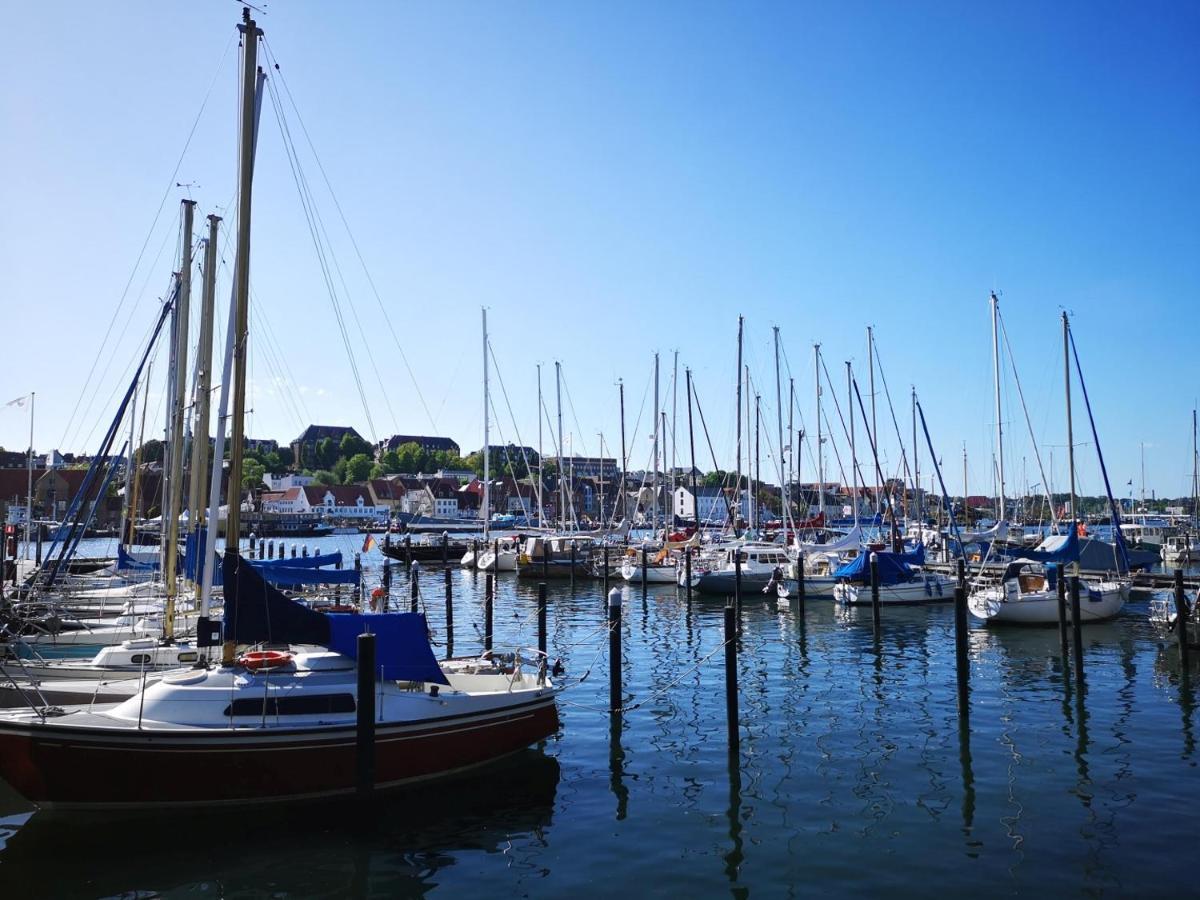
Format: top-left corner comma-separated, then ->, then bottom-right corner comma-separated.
242,458 -> 266,491
136,439 -> 164,463
702,470 -> 727,488
315,437 -> 338,469
340,432 -> 372,460
379,449 -> 402,473
263,448 -> 290,472
369,463 -> 386,480
395,441 -> 426,474
332,457 -> 350,483
344,453 -> 373,483
311,469 -> 336,485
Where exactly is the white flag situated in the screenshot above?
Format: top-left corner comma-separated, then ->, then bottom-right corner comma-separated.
5,396 -> 28,408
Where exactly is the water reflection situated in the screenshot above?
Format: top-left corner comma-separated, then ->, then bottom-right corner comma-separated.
0,750 -> 559,899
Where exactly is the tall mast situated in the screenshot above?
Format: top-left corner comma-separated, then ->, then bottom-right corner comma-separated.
911,385 -> 920,522
990,292 -> 1006,522
187,214 -> 221,553
555,361 -> 564,530
225,8 -> 261,553
653,352 -> 660,531
734,316 -> 743,532
787,376 -> 795,523
122,384 -> 136,547
962,444 -> 969,527
163,200 -> 195,640
619,379 -> 627,526
867,326 -> 878,517
774,327 -> 785,533
1063,312 -> 1076,527
536,363 -> 543,528
754,393 -> 761,532
482,308 -> 490,539
1193,409 -> 1198,526
847,361 -> 857,527
686,369 -> 698,528
662,411 -> 669,539
597,432 -> 605,526
815,345 -> 824,522
24,393 -> 34,557
671,349 -> 678,510
739,367 -> 748,535
1140,442 -> 1145,510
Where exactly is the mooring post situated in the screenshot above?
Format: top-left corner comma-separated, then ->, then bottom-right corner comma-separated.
724,602 -> 740,751
641,543 -> 648,598
1056,566 -> 1070,673
493,538 -> 500,572
796,551 -> 806,609
35,525 -> 43,566
356,632 -> 376,797
603,545 -> 610,592
870,552 -> 881,633
542,538 -> 549,579
685,548 -> 693,602
353,551 -> 362,605
444,567 -> 454,659
410,560 -> 419,613
249,532 -> 257,559
404,534 -> 412,568
571,541 -> 577,589
1070,575 -> 1085,689
538,581 -> 548,658
608,587 -> 622,713
484,573 -> 494,654
954,581 -> 970,718
441,531 -> 448,566
1174,569 -> 1191,674
956,557 -> 965,591
734,549 -> 743,610
381,559 -> 391,610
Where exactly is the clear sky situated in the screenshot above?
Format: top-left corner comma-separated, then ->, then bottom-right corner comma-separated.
2,1 -> 1197,501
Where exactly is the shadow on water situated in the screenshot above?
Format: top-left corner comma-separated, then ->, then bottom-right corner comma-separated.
0,750 -> 559,898
724,749 -> 746,899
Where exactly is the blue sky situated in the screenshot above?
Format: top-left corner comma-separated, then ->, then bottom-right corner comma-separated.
2,1 -> 1197,500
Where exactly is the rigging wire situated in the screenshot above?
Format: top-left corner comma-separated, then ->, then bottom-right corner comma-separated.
61,30 -> 237,451
262,38 -> 439,434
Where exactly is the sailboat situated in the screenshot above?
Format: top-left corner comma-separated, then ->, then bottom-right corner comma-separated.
969,311 -> 1126,625
0,11 -> 559,808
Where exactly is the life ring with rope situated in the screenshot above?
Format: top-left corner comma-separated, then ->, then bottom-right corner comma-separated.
239,650 -> 293,671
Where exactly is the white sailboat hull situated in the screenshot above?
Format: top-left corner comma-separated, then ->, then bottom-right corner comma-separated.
834,574 -> 955,605
968,582 -> 1125,625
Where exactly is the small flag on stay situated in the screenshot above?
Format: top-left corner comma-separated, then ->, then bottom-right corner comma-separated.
5,396 -> 28,408
363,533 -> 377,553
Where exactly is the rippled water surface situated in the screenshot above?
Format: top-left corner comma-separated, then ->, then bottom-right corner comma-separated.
1,536 -> 1197,897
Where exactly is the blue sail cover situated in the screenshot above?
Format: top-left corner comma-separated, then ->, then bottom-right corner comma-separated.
117,544 -> 159,571
833,551 -> 914,586
1019,528 -> 1080,564
221,552 -> 447,685
188,548 -> 348,587
898,543 -> 925,566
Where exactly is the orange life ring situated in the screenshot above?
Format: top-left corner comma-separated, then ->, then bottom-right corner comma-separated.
370,587 -> 386,599
240,650 -> 293,671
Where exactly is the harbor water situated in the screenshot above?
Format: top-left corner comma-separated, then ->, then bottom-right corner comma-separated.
1,535 -> 1197,897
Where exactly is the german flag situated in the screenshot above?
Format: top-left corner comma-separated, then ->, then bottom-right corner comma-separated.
362,533 -> 377,553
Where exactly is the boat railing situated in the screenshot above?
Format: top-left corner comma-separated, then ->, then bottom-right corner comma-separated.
0,625 -> 57,717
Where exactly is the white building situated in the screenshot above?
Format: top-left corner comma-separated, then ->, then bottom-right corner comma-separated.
673,486 -> 749,524
264,473 -> 314,492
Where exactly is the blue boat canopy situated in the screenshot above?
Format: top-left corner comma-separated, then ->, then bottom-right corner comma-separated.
1018,528 -> 1081,565
221,552 -> 447,685
833,551 -> 914,585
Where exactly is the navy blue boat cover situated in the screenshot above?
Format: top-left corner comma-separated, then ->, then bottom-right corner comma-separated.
222,552 -> 448,684
833,551 -> 914,585
1018,527 -> 1080,564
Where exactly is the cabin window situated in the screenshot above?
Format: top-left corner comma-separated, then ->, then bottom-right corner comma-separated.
130,654 -> 152,664
224,694 -> 356,717
177,652 -> 198,663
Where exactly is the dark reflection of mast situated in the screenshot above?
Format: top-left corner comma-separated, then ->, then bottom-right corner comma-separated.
723,749 -> 746,897
609,710 -> 628,820
958,718 -> 976,836
1072,691 -> 1091,804
1181,674 -> 1195,759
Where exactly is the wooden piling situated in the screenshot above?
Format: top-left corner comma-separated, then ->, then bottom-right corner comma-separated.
354,552 -> 362,604
954,582 -> 969,718
1053,569 -> 1070,674
571,541 -> 577,589
538,582 -> 548,657
685,548 -> 692,602
441,531 -> 448,566
444,567 -> 454,659
410,562 -> 419,613
608,587 -> 622,713
1070,575 -> 1085,689
1174,569 -> 1191,674
724,602 -> 739,751
404,534 -> 412,568
355,632 -> 376,797
484,573 -> 494,654
870,552 -> 881,633
734,549 -> 742,609
795,551 -> 805,609
603,545 -> 610,592
641,544 -> 648,598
